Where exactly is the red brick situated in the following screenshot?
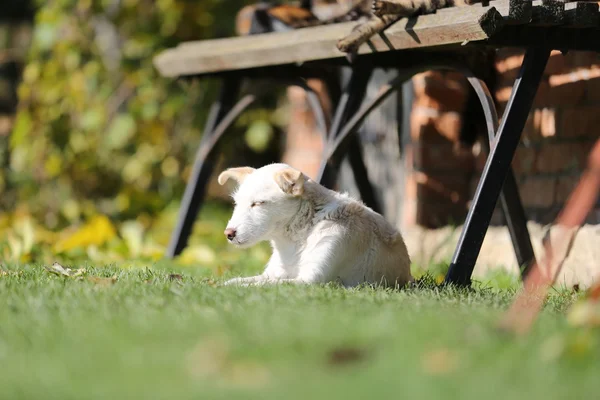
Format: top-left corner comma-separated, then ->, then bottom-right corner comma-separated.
404,169 -> 418,201
544,51 -> 568,76
282,83 -> 327,179
413,142 -> 474,172
512,146 -> 538,175
518,178 -> 556,208
411,109 -> 463,144
533,79 -> 586,108
583,77 -> 600,103
554,176 -> 581,204
559,106 -> 600,139
494,85 -> 512,109
535,142 -> 588,174
417,199 -> 468,228
497,79 -> 586,110
495,51 -> 525,75
564,51 -> 600,69
519,108 -> 557,141
473,141 -> 488,174
415,171 -> 471,205
495,72 -> 519,93
412,72 -> 468,113
416,170 -> 471,227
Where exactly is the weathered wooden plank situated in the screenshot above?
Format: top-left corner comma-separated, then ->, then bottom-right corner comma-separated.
564,1 -> 599,28
154,7 -> 503,78
532,0 -> 566,26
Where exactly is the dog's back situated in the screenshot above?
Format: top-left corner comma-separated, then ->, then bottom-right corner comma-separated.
306,186 -> 413,287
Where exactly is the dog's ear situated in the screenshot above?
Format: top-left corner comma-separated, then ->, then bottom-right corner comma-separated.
217,167 -> 255,186
274,168 -> 305,196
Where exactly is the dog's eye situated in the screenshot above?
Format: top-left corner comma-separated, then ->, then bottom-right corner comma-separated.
251,201 -> 264,208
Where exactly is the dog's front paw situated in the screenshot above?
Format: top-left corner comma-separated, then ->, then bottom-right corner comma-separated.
223,276 -> 262,287
223,277 -> 244,286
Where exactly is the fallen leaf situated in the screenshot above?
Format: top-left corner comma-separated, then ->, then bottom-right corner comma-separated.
186,337 -> 270,389
44,263 -> 86,278
45,262 -> 73,277
178,244 -> 216,265
567,301 -> 600,328
216,265 -> 231,277
563,331 -> 597,359
421,348 -> 460,375
54,215 -> 117,253
168,274 -> 183,281
88,276 -> 117,286
589,281 -> 600,301
187,337 -> 229,379
327,346 -> 366,366
120,220 -> 144,257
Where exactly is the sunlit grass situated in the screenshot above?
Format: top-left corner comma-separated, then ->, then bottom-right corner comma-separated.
0,262 -> 597,400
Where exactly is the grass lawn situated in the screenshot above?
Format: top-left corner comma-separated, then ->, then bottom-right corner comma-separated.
1,202 -> 598,400
1,262 -> 598,400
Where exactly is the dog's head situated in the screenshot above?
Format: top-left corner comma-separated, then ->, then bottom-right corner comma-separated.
218,163 -> 306,247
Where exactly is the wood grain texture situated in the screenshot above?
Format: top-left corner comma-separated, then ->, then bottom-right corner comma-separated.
154,6 -> 504,77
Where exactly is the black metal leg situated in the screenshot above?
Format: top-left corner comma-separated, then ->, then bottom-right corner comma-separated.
317,69 -> 370,187
465,76 -> 537,280
445,47 -> 551,286
316,67 -> 381,212
346,133 -> 381,213
166,78 -> 244,258
500,171 -> 536,278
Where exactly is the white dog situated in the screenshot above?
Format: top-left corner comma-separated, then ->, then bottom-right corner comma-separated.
217,163 -> 413,288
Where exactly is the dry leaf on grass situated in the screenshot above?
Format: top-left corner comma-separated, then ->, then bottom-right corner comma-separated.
87,276 -> 117,286
567,301 -> 600,328
327,346 -> 367,367
541,330 -> 597,361
186,337 -> 270,389
54,215 -> 117,254
44,262 -> 86,278
421,348 -> 461,376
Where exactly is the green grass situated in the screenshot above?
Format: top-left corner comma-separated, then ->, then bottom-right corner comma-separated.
0,262 -> 598,400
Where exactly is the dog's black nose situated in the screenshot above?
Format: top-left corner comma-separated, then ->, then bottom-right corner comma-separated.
224,228 -> 236,241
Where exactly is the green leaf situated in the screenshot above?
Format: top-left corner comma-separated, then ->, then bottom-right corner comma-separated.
10,112 -> 32,148
244,120 -> 273,153
106,114 -> 136,149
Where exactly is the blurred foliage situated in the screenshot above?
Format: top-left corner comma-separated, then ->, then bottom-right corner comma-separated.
5,0 -> 287,228
0,0 -> 293,263
1,199 -> 271,276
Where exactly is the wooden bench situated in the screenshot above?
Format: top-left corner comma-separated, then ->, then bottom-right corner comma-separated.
153,0 -> 600,286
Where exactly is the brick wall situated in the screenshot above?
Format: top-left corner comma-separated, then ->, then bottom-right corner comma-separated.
281,50 -> 600,229
403,71 -> 474,228
492,49 -> 600,225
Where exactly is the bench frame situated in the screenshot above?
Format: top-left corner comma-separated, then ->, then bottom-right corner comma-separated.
156,0 -> 600,286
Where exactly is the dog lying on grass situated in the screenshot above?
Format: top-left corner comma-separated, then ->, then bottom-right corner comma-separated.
218,163 -> 413,288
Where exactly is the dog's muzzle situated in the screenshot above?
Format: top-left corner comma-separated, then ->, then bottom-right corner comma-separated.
224,228 -> 237,241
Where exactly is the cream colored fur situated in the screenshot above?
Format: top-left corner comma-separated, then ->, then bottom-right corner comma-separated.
218,163 -> 413,288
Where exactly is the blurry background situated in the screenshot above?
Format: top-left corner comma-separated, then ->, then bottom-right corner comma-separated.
1,0 -> 599,287
0,0 -> 289,270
